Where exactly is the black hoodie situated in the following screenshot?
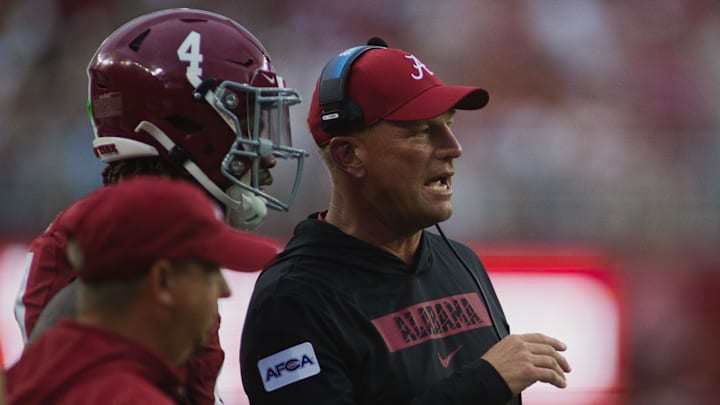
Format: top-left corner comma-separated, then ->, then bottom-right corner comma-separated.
241,214 -> 519,405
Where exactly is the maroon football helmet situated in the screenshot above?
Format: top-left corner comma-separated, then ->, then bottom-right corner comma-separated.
88,8 -> 306,229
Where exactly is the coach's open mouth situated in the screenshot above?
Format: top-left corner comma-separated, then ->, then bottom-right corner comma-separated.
425,175 -> 451,192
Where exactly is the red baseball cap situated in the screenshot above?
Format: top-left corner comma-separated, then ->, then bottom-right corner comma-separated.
308,46 -> 489,146
63,177 -> 280,283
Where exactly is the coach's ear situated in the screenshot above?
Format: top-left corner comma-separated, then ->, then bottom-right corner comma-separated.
328,136 -> 366,179
147,259 -> 177,306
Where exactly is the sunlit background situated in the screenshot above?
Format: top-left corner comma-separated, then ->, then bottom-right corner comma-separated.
2,1 -> 719,404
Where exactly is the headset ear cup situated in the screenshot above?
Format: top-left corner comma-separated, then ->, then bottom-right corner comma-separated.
320,112 -> 338,133
318,45 -> 383,135
320,101 -> 364,134
344,101 -> 364,128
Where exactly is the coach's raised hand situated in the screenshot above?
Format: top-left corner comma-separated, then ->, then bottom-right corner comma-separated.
482,333 -> 572,394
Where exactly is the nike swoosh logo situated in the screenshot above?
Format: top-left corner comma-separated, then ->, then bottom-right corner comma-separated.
437,345 -> 463,368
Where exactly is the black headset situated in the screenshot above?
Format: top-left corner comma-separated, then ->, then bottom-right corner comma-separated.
317,37 -> 388,134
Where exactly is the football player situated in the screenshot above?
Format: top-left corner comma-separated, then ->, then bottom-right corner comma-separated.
14,8 -> 306,405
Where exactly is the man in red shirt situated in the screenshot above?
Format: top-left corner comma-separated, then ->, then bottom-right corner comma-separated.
7,177 -> 280,404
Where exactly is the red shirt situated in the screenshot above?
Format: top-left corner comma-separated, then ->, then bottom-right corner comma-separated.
7,320 -> 187,404
14,200 -> 223,405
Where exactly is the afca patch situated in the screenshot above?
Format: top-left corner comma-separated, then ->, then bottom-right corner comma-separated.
258,341 -> 321,392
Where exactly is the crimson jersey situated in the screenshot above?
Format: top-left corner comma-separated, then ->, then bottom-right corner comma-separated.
14,200 -> 224,405
15,200 -> 85,340
241,214 -> 519,405
7,320 -> 186,404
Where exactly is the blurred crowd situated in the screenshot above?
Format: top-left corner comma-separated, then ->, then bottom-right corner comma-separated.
1,0 -> 719,403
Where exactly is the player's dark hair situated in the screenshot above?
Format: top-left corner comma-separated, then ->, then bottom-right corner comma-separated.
101,157 -> 184,186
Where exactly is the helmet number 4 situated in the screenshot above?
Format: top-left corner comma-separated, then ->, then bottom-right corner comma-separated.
177,31 -> 204,77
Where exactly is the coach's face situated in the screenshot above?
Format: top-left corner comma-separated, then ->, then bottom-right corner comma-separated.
170,260 -> 231,361
357,110 -> 461,232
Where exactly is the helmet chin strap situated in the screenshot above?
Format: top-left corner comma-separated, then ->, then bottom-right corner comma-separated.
134,120 -> 267,230
225,183 -> 267,230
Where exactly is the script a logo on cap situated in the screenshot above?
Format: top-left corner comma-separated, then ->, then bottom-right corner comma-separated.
258,341 -> 321,392
404,54 -> 434,80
